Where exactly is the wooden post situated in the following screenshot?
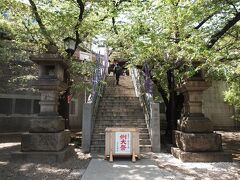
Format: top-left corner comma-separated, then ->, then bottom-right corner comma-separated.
110,150 -> 113,162
132,152 -> 136,162
109,132 -> 113,162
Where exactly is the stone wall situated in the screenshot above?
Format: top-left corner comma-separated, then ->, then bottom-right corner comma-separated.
203,81 -> 236,130
0,93 -> 84,133
69,93 -> 84,131
0,94 -> 40,133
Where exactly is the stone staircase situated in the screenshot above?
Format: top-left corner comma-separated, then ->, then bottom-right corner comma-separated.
90,75 -> 152,152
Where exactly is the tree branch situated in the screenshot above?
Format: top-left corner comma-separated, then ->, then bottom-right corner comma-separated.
194,11 -> 218,29
151,77 -> 169,106
207,11 -> 240,48
226,0 -> 239,13
112,17 -> 118,35
74,0 -> 85,51
22,21 -> 38,43
110,0 -> 131,35
28,0 -> 55,45
76,0 -> 84,21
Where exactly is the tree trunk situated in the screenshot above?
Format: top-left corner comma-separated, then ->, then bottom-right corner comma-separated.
165,70 -> 177,143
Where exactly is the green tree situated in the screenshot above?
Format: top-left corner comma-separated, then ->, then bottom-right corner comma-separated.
1,0 -> 239,137
0,0 -> 111,93
102,0 -> 240,139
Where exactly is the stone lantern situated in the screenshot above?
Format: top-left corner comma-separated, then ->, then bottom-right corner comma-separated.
12,45 -> 73,162
171,74 -> 232,162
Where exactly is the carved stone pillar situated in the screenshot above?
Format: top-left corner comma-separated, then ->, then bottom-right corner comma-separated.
12,46 -> 73,162
171,78 -> 232,162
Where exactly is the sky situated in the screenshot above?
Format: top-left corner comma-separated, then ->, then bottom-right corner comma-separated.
18,0 -> 29,4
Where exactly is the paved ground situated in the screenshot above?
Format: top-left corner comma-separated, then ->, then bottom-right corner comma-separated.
82,153 -> 240,180
0,131 -> 239,180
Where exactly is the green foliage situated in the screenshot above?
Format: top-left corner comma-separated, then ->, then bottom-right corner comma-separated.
0,0 -> 240,107
0,40 -> 38,93
224,65 -> 240,108
0,0 -> 110,93
102,0 -> 240,107
70,60 -> 95,94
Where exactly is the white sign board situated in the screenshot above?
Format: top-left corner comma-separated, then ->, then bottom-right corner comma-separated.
115,132 -> 131,154
79,51 -> 91,61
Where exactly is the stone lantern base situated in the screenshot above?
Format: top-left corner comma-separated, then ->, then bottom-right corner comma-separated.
12,145 -> 74,162
172,80 -> 232,162
12,115 -> 74,162
171,147 -> 233,162
171,115 -> 233,162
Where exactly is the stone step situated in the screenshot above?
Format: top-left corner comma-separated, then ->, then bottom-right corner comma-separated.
104,87 -> 134,89
95,123 -> 147,129
100,98 -> 140,102
95,118 -> 146,122
96,114 -> 145,118
91,138 -> 151,146
100,99 -> 139,102
93,128 -> 149,134
105,87 -> 134,90
103,94 -> 136,97
99,103 -> 140,107
106,80 -> 133,84
98,106 -> 142,110
95,120 -> 146,124
92,133 -> 150,140
97,109 -> 143,113
104,89 -> 135,92
94,125 -> 147,130
105,89 -> 134,92
101,97 -> 139,101
94,123 -> 147,128
104,90 -> 135,93
96,117 -> 145,121
99,102 -> 140,106
98,107 -> 143,113
96,112 -> 145,116
106,81 -> 133,84
90,144 -> 152,153
91,75 -> 152,153
95,120 -> 146,126
95,116 -> 145,122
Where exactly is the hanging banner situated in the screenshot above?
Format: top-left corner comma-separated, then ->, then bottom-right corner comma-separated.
115,132 -> 131,154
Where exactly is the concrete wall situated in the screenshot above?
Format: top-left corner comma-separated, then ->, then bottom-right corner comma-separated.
0,92 -> 85,133
0,115 -> 36,133
0,94 -> 40,133
203,81 -> 235,130
69,91 -> 86,131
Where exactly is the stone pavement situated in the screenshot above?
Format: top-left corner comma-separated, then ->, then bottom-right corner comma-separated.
82,158 -> 162,180
1,131 -> 239,179
82,152 -> 240,180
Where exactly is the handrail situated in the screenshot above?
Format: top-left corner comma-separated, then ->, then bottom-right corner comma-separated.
89,53 -> 108,134
130,67 -> 153,129
131,66 -> 161,152
82,53 -> 108,152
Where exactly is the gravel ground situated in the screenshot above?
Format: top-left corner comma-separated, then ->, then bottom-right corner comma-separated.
150,153 -> 240,180
149,131 -> 240,180
0,143 -> 90,180
0,131 -> 239,180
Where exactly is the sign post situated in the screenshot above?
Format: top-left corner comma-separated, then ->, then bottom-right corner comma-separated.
105,128 -> 140,162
